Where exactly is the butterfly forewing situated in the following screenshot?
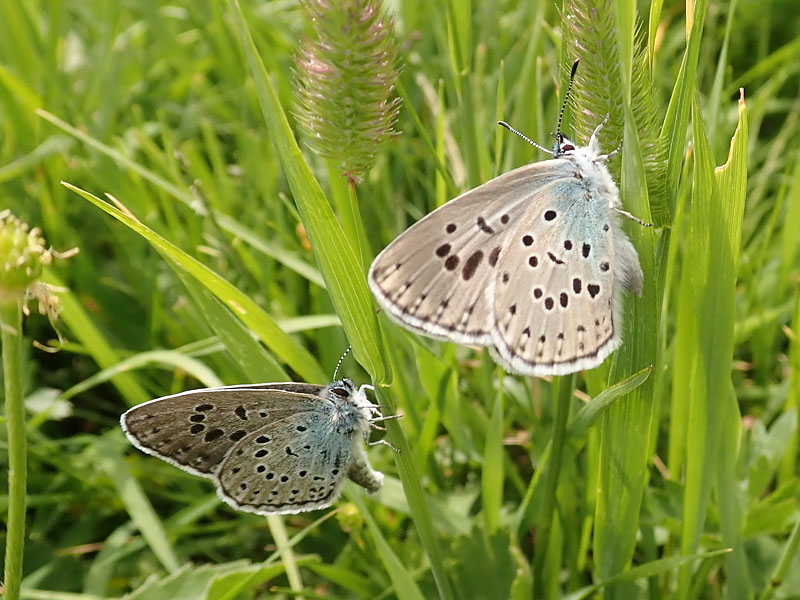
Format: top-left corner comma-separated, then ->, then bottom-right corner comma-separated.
121,387 -> 327,477
369,160 -> 575,344
491,178 -> 621,375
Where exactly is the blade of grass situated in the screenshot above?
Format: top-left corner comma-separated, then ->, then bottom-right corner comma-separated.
99,435 -> 181,573
677,91 -> 717,599
35,110 -> 324,290
708,90 -> 749,598
60,349 -> 225,402
350,494 -> 427,600
659,0 -> 709,219
563,549 -> 732,600
514,366 -> 652,534
594,44 -> 660,600
42,269 -> 152,407
228,5 -> 454,598
533,374 -> 574,597
375,385 -> 455,600
228,0 -> 387,384
679,89 -> 747,598
174,272 -> 290,383
481,380 -> 504,534
1,300 -> 26,600
60,183 -> 326,384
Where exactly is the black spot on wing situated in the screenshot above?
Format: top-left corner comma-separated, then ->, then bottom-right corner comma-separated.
462,250 -> 484,280
488,246 -> 501,267
476,216 -> 494,234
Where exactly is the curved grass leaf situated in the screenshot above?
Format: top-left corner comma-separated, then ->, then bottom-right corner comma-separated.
228,0 -> 387,384
61,182 -> 326,384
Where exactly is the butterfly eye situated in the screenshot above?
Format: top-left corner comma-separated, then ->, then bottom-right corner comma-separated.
561,144 -> 575,152
330,387 -> 349,398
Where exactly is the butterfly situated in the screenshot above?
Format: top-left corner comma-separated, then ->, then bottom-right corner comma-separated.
368,61 -> 646,376
121,379 -> 395,515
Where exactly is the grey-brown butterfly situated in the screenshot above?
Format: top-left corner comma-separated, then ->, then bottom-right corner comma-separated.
121,378 -> 394,515
368,61 -> 647,376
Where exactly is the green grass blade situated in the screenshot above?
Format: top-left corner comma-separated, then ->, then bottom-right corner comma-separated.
228,0 -> 387,384
351,494 -> 427,600
481,383 -> 504,534
174,271 -> 290,383
375,386 -> 455,600
568,365 -> 652,440
708,91 -> 749,597
679,90 -> 748,598
42,269 -> 151,407
35,110 -> 323,290
659,0 -> 709,216
98,436 -> 181,574
60,349 -> 225,402
60,182 -> 326,384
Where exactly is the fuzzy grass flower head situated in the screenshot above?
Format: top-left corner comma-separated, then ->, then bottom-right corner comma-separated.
0,210 -> 76,318
294,0 -> 400,183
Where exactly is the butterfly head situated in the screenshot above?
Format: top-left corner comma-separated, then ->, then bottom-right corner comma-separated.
327,378 -> 356,401
327,378 -> 374,406
552,133 -> 577,158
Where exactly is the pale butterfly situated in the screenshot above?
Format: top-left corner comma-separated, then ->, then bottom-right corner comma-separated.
121,361 -> 397,515
368,60 -> 647,376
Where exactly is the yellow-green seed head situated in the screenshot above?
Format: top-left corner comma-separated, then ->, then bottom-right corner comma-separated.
335,502 -> 366,538
0,210 -> 52,305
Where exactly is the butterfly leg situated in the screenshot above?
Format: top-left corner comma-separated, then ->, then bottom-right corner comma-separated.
596,139 -> 623,163
592,113 -> 611,138
370,414 -> 402,422
367,438 -> 401,452
589,113 -> 612,155
367,413 -> 402,433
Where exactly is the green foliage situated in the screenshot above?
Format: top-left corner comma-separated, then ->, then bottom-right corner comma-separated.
1,1 -> 800,599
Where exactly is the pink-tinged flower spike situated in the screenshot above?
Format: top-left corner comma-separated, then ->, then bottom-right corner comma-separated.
294,0 -> 400,184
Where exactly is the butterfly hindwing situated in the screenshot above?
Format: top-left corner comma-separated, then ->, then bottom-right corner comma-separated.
216,410 -> 355,515
491,177 -> 626,375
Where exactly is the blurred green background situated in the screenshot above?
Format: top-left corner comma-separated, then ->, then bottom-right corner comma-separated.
1,0 -> 800,598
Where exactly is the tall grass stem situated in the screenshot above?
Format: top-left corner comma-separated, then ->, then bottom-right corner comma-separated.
2,300 -> 26,600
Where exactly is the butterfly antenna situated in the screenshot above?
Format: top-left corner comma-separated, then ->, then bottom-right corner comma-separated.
556,59 -> 580,141
497,121 -> 552,155
333,346 -> 352,381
